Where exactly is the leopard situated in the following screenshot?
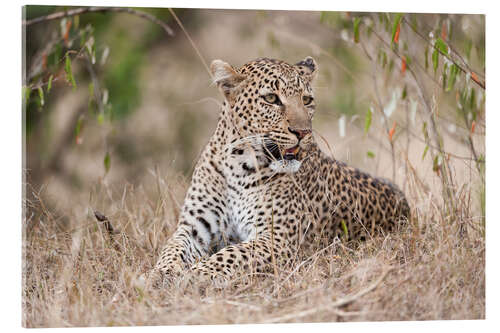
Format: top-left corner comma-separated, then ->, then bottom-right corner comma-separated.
148,56 -> 409,287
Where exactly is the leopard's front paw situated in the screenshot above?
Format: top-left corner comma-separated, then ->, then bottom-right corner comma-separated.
136,268 -> 164,289
190,262 -> 230,289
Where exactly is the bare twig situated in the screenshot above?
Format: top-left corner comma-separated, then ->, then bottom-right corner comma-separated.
23,6 -> 174,37
94,210 -> 119,237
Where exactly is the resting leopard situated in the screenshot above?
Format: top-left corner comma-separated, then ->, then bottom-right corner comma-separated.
149,56 -> 409,286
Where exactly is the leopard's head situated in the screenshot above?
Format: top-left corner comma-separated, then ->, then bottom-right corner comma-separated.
211,57 -> 318,173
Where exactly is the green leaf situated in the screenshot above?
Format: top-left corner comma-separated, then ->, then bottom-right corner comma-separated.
464,39 -> 472,60
405,54 -> 412,66
364,108 -> 372,134
391,13 -> 403,43
469,88 -> 476,110
104,152 -> 111,174
433,155 -> 441,172
97,112 -> 105,125
80,28 -> 88,48
432,49 -> 439,73
442,63 -> 448,90
379,49 -> 388,68
88,82 -> 95,112
383,13 -> 390,33
88,82 -> 94,100
422,145 -> 429,160
402,85 -> 407,100
23,86 -> 31,106
319,12 -> 326,23
37,87 -> 44,107
422,122 -> 429,140
74,15 -> 79,29
75,115 -> 84,137
378,13 -> 384,25
388,58 -> 394,73
320,12 -> 335,24
366,19 -> 373,38
65,55 -> 77,90
435,37 -> 448,55
410,13 -> 418,31
353,17 -> 361,43
135,286 -> 144,303
50,43 -> 62,67
446,64 -> 459,92
340,220 -> 349,240
47,75 -> 53,93
366,151 -> 375,158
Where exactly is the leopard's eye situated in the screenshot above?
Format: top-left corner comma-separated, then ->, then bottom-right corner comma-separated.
302,96 -> 314,105
263,93 -> 282,105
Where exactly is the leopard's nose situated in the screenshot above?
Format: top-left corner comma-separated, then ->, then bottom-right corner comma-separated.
288,127 -> 312,140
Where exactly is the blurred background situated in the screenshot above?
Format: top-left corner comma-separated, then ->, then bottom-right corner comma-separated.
23,6 -> 485,226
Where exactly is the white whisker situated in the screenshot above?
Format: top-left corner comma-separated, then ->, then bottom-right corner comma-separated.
228,134 -> 267,148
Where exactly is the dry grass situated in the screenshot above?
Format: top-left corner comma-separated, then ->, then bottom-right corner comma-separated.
22,162 -> 485,327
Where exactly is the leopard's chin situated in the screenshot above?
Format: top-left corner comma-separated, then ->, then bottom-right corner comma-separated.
269,159 -> 302,174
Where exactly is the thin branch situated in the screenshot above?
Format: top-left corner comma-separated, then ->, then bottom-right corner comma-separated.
23,6 -> 174,37
401,17 -> 485,90
365,22 -> 441,90
403,16 -> 485,82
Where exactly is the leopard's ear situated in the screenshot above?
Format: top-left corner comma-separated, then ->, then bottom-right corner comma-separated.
210,59 -> 246,103
294,56 -> 318,82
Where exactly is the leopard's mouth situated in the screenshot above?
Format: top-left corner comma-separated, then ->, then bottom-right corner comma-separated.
269,144 -> 303,174
264,140 -> 301,162
283,145 -> 300,161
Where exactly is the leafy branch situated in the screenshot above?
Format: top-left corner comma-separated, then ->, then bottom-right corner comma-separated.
401,17 -> 485,90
